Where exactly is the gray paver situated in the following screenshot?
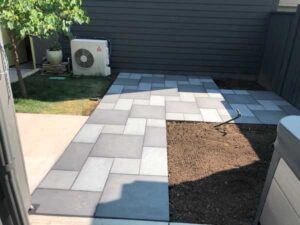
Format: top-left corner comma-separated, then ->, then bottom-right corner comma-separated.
87,109 -> 129,125
165,75 -> 188,81
166,101 -> 199,114
111,158 -> 140,175
140,147 -> 168,176
224,94 -> 258,104
280,104 -> 300,115
114,99 -> 133,111
124,118 -> 146,135
147,119 -> 166,127
101,94 -> 120,103
141,77 -> 164,84
151,87 -> 179,96
73,124 -> 103,143
166,113 -> 184,121
102,125 -> 125,134
114,78 -> 140,86
53,142 -> 94,171
72,157 -> 113,192
200,109 -> 222,122
120,90 -> 151,100
258,100 -> 281,111
203,82 -> 219,89
39,170 -> 78,190
250,91 -> 284,101
252,110 -> 287,125
196,97 -> 231,109
184,113 -> 202,121
95,174 -> 169,221
144,127 -> 167,148
91,134 -> 144,158
32,189 -> 101,216
130,105 -> 165,119
178,85 -> 205,93
107,85 -> 124,94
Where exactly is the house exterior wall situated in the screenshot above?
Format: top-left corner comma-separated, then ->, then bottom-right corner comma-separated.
279,0 -> 300,11
61,0 -> 279,78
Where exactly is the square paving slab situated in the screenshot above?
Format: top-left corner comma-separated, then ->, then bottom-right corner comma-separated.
91,134 -> 144,158
87,109 -> 129,125
95,174 -> 169,221
32,189 -> 101,216
39,170 -> 78,190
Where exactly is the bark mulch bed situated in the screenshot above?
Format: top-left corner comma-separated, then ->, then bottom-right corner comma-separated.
167,122 -> 277,225
214,78 -> 265,90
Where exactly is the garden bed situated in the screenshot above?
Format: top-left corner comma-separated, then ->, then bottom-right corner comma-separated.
167,122 -> 277,225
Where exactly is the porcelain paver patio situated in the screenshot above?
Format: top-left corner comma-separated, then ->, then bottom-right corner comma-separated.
31,72 -> 300,221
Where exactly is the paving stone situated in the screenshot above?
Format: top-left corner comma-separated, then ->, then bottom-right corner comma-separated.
200,109 -> 222,122
72,157 -> 113,192
166,101 -> 199,114
144,127 -> 167,148
166,113 -> 184,121
249,91 -> 284,101
141,77 -> 165,84
140,147 -> 168,176
102,125 -> 125,134
124,118 -> 146,135
123,86 -> 138,91
199,78 -> 214,83
184,113 -> 203,121
230,104 -> 254,117
165,75 -> 188,81
101,94 -> 120,103
206,89 -> 224,98
114,78 -> 139,86
179,92 -> 196,102
150,96 -> 165,106
153,74 -> 165,78
120,90 -> 151,100
107,85 -> 124,94
151,87 -> 179,96
272,100 -> 291,106
129,73 -> 142,79
133,99 -> 150,105
188,78 -> 202,85
194,92 -> 209,98
138,82 -> 151,91
147,119 -> 166,127
280,104 -> 300,115
152,83 -> 165,88
203,82 -> 219,89
196,97 -> 230,109
177,81 -> 190,85
39,170 -> 78,190
165,96 -> 181,101
224,94 -> 257,104
95,219 -> 168,225
87,109 -> 129,125
73,124 -> 103,143
165,80 -> 177,88
220,89 -> 235,94
97,103 -> 115,110
247,104 -> 265,111
53,143 -> 94,171
221,115 -> 260,124
178,85 -> 205,93
32,189 -> 101,216
252,110 -> 287,125
258,100 -> 282,111
141,74 -> 153,78
217,108 -> 236,116
234,90 -> 249,95
91,134 -> 144,158
95,174 -> 169,221
130,105 -> 165,119
111,158 -> 140,175
118,72 -> 131,78
114,99 -> 133,111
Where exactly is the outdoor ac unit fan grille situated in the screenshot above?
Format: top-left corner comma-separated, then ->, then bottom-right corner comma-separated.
74,48 -> 94,68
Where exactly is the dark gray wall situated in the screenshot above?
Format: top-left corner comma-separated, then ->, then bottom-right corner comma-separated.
258,8 -> 300,108
61,0 -> 278,79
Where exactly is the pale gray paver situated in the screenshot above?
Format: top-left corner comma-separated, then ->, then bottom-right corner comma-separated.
224,94 -> 258,104
151,87 -> 179,96
252,110 -> 287,124
200,109 -> 222,122
247,104 -> 265,111
97,103 -> 115,110
111,158 -> 140,175
91,134 -> 144,158
230,104 -> 254,117
32,189 -> 101,216
144,127 -> 167,147
280,104 -> 300,115
102,125 -> 125,134
95,174 -> 169,221
133,99 -> 150,105
150,95 -> 165,106
258,100 -> 282,111
124,118 -> 147,135
179,92 -> 196,102
140,147 -> 168,176
250,90 -> 284,101
147,119 -> 166,127
120,90 -> 151,100
166,112 -> 184,121
101,94 -> 120,103
73,124 -> 103,143
53,142 -> 94,171
114,99 -> 133,111
130,105 -> 165,119
166,101 -> 199,114
184,113 -> 203,121
72,157 -> 113,192
39,170 -> 78,190
196,97 -> 231,109
87,109 -> 129,125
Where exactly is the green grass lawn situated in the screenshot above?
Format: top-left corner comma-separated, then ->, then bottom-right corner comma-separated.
12,74 -> 113,116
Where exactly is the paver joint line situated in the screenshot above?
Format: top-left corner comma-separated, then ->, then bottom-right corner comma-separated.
31,72 -> 298,221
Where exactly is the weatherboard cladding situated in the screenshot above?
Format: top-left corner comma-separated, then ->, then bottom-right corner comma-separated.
63,0 -> 278,78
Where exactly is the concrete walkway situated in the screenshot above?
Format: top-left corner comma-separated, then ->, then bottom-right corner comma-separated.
30,73 -> 300,221
17,113 -> 88,193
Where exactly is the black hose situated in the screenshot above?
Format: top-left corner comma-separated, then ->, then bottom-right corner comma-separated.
214,109 -> 242,127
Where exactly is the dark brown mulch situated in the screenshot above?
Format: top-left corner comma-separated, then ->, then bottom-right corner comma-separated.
214,78 -> 265,90
167,122 -> 277,225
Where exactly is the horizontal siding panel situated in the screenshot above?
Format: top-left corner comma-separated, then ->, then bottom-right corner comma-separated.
65,0 -> 276,77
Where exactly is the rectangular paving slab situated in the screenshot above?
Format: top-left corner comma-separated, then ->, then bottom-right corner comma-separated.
144,127 -> 167,148
87,109 -> 129,125
130,105 -> 165,119
73,124 -> 103,143
95,174 -> 169,221
91,134 -> 144,158
39,170 -> 78,190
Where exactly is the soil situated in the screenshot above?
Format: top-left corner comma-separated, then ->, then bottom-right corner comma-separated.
214,78 -> 265,90
167,122 -> 277,225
